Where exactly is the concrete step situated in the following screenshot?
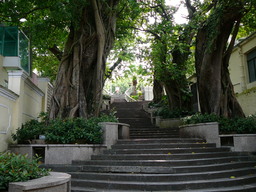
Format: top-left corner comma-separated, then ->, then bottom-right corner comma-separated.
103,147 -> 231,154
130,135 -> 180,139
73,157 -> 253,168
116,110 -> 149,118
129,132 -> 179,135
111,143 -> 216,149
129,134 -> 180,138
116,138 -> 205,144
46,161 -> 256,174
91,152 -> 246,161
70,101 -> 256,191
130,130 -> 179,134
70,167 -> 256,182
71,174 -> 256,191
130,127 -> 179,130
72,184 -> 256,192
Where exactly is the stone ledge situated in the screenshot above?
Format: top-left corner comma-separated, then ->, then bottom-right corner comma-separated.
9,172 -> 71,192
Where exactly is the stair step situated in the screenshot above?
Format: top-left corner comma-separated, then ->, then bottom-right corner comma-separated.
92,152 -> 246,161
111,143 -> 216,149
116,138 -> 205,144
70,167 -> 256,182
71,174 -> 256,191
70,101 -> 256,191
73,157 -> 253,169
104,147 -> 231,154
72,187 -> 143,192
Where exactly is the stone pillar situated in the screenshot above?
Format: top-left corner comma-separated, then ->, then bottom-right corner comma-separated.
7,70 -> 28,131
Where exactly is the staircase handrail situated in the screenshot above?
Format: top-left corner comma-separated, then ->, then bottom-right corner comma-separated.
124,87 -> 136,102
103,88 -> 114,96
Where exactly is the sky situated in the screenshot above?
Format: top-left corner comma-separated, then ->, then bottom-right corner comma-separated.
166,0 -> 188,24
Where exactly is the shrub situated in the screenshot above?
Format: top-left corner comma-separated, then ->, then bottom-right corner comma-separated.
0,152 -> 49,190
148,96 -> 168,108
12,120 -> 45,144
183,113 -> 256,134
183,113 -> 220,125
12,114 -> 118,144
154,106 -> 194,119
219,115 -> 256,134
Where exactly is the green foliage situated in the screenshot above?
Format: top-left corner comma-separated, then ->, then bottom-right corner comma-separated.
103,94 -> 111,100
45,118 -> 103,144
148,95 -> 168,108
183,113 -> 221,125
12,120 -> 46,144
32,50 -> 59,81
131,95 -> 139,100
12,114 -> 118,144
220,116 -> 256,134
0,152 -> 49,190
183,113 -> 256,134
155,106 -> 194,119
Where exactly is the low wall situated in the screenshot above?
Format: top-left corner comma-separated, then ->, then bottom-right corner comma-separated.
9,144 -> 107,165
9,172 -> 71,192
156,117 -> 183,128
179,122 -> 221,147
100,122 -> 130,149
220,134 -> 256,152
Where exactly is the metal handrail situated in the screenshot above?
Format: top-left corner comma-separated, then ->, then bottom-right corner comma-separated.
124,87 -> 136,102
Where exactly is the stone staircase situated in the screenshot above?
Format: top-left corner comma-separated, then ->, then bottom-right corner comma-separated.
48,101 -> 256,191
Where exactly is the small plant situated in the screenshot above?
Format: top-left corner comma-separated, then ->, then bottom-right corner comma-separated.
0,152 -> 49,190
131,95 -> 139,100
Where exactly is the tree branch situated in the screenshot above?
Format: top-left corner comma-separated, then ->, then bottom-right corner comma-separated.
48,45 -> 63,61
224,18 -> 241,67
105,57 -> 122,79
185,0 -> 196,19
131,26 -> 161,40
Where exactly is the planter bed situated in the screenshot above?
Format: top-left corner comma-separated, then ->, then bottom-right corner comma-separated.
9,172 -> 70,192
155,117 -> 183,128
179,122 -> 221,147
180,122 -> 256,152
9,122 -> 130,164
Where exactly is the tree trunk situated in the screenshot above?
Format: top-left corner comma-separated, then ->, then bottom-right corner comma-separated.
49,0 -> 119,119
195,1 -> 245,118
163,77 -> 191,111
153,78 -> 164,104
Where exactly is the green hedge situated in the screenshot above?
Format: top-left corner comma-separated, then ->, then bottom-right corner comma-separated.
0,152 -> 49,190
154,106 -> 195,119
183,113 -> 256,134
12,114 -> 118,144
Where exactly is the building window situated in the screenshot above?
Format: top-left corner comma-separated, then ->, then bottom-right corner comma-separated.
247,49 -> 256,83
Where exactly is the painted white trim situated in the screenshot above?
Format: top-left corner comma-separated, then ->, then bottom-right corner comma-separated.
7,70 -> 29,80
0,104 -> 11,134
22,112 -> 37,120
25,78 -> 45,97
0,86 -> 19,101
